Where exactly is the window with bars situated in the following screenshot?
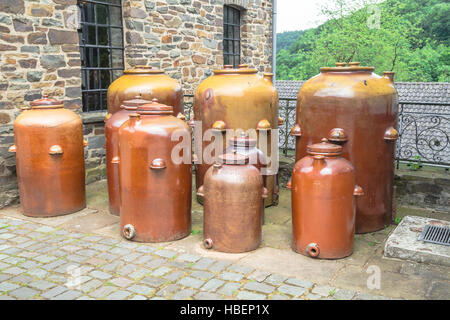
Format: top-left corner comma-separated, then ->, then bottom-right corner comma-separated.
77,0 -> 124,112
223,5 -> 241,67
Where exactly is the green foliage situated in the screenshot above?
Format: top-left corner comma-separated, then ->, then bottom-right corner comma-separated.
276,30 -> 304,53
409,155 -> 423,171
276,0 -> 449,82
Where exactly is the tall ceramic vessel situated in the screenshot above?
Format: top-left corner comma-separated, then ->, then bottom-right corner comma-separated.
9,95 -> 86,217
118,99 -> 191,242
104,96 -> 150,216
290,139 -> 363,259
291,62 -> 398,233
198,153 -> 266,253
193,64 -> 280,206
107,65 -> 183,116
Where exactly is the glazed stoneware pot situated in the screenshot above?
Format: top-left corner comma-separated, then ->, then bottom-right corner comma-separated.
118,99 -> 191,242
193,64 -> 280,206
107,65 -> 183,116
290,138 -> 363,259
10,95 -> 86,217
104,96 -> 151,216
291,62 -> 398,233
198,153 -> 267,253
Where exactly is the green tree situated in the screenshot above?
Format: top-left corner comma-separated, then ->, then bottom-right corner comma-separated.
276,0 -> 449,82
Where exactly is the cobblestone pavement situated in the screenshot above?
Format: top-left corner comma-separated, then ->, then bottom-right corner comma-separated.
0,216 -> 393,300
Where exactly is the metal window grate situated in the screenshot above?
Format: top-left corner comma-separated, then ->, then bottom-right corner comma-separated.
77,0 -> 124,112
223,5 -> 241,67
418,224 -> 450,246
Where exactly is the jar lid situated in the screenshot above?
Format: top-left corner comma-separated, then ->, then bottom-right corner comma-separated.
121,96 -> 151,110
124,65 -> 164,75
213,64 -> 258,75
218,153 -> 249,165
320,61 -> 374,73
307,138 -> 342,156
30,95 -> 63,108
230,132 -> 257,147
136,98 -> 173,115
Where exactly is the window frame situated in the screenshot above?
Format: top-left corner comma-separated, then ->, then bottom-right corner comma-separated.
223,5 -> 241,68
77,0 -> 125,112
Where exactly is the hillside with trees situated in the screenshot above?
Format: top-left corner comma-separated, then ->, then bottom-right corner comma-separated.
276,0 -> 449,82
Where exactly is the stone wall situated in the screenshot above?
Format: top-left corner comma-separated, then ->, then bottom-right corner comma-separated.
123,0 -> 274,94
0,0 -> 275,208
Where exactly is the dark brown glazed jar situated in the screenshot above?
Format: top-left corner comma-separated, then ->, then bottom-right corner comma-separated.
107,65 -> 184,116
224,132 -> 275,208
290,139 -> 363,259
9,95 -> 86,217
291,62 -> 398,233
104,96 -> 151,216
193,65 -> 280,207
118,99 -> 191,242
198,153 -> 267,253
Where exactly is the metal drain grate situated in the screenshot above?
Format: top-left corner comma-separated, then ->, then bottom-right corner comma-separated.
418,224 -> 450,246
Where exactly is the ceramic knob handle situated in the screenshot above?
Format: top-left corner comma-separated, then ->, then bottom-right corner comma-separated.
150,158 -> 166,170
212,120 -> 226,132
111,156 -> 120,164
8,145 -> 16,153
354,185 -> 364,196
384,127 -> 398,141
197,185 -> 204,197
83,139 -> 88,147
286,178 -> 292,190
176,113 -> 186,121
328,128 -> 348,142
256,119 -> 271,131
278,117 -> 284,126
262,187 -> 269,199
290,124 -> 302,137
104,113 -> 112,122
49,145 -> 63,155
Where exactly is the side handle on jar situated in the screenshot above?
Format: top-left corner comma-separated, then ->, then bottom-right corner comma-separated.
49,145 -> 63,156
384,127 -> 398,141
354,185 -> 364,196
150,158 -> 166,170
290,123 -> 302,137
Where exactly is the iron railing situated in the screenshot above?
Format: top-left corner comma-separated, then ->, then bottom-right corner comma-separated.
396,101 -> 450,169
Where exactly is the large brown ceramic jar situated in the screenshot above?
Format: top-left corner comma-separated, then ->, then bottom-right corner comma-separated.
193,65 -> 280,206
118,99 -> 191,242
107,65 -> 183,116
104,96 -> 151,216
198,153 -> 267,253
291,62 -> 398,233
290,139 -> 363,259
9,95 -> 86,217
